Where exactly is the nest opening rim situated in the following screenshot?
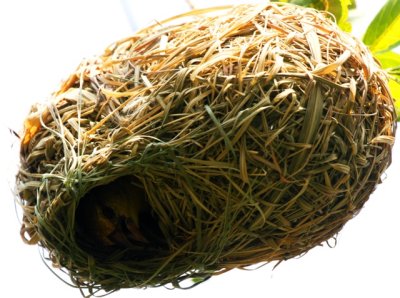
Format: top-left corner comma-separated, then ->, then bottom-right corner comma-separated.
74,175 -> 169,261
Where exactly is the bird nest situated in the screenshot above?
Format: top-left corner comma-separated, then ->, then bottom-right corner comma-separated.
16,2 -> 396,296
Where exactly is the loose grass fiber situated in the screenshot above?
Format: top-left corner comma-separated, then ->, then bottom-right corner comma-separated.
16,2 -> 396,295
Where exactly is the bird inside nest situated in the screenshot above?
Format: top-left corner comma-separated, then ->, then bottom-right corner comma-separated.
75,176 -> 166,253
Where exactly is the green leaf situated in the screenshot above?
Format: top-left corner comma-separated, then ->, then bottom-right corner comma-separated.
349,0 -> 356,9
363,0 -> 400,53
374,51 -> 400,69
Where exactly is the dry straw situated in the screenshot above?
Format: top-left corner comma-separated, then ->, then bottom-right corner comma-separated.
16,2 -> 396,296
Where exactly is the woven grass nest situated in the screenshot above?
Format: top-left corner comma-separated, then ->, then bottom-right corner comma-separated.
17,2 -> 396,295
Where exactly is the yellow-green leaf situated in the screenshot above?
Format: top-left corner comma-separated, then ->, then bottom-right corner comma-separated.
363,0 -> 400,53
330,0 -> 352,32
272,0 -> 352,31
388,79 -> 400,121
374,51 -> 400,69
373,51 -> 400,120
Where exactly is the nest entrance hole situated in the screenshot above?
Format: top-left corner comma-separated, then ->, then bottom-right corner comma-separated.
75,176 -> 166,258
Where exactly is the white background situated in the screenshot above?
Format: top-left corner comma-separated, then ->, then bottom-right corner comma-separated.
0,0 -> 398,297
